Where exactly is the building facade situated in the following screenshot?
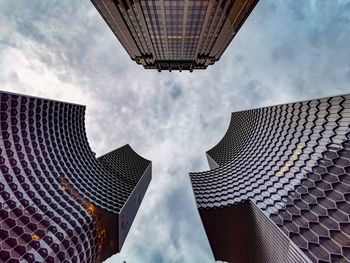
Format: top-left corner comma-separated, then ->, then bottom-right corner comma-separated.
91,0 -> 259,71
0,91 -> 151,262
190,94 -> 350,263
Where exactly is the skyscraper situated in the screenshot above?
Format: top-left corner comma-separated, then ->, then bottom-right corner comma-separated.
190,94 -> 350,263
0,91 -> 151,262
91,0 -> 259,72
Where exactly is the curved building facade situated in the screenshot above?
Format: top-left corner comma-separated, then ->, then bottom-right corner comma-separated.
0,91 -> 151,262
190,94 -> 350,263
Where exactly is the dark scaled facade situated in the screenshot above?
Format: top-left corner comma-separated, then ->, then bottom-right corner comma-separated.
190,94 -> 350,263
0,91 -> 152,262
91,0 -> 258,72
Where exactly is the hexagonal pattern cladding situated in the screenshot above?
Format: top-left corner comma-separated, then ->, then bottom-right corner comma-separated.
0,91 -> 152,262
190,95 -> 350,263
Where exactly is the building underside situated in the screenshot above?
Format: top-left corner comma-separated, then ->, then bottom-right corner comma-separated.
91,0 -> 259,71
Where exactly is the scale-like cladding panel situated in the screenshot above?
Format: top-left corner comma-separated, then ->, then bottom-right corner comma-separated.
206,110 -> 260,167
98,144 -> 151,187
270,140 -> 350,263
190,94 -> 350,263
91,0 -> 259,71
0,91 -> 152,262
98,145 -> 152,252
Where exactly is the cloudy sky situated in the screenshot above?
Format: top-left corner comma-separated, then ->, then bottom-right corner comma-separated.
1,0 -> 350,262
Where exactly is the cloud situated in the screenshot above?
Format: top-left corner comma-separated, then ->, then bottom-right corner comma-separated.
1,0 -> 350,262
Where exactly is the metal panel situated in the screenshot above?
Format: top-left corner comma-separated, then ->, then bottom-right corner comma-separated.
91,0 -> 259,71
0,90 -> 152,262
190,94 -> 350,262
